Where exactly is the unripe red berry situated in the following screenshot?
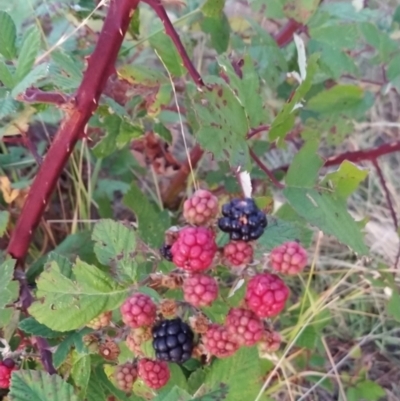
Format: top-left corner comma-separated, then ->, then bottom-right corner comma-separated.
269,241 -> 308,275
171,227 -> 217,272
183,274 -> 218,307
223,240 -> 253,267
258,329 -> 282,353
114,362 -> 138,392
137,358 -> 170,389
183,189 -> 219,225
202,324 -> 239,358
225,308 -> 263,346
120,293 -> 157,328
245,273 -> 289,318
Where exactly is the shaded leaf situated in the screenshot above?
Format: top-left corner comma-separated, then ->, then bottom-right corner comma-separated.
283,0 -> 320,23
123,182 -> 171,248
9,370 -> 79,401
71,354 -> 91,399
0,258 -> 16,309
201,14 -> 230,54
12,63 -> 49,97
19,317 -> 67,338
202,0 -> 225,17
153,386 -> 191,401
0,61 -> 14,88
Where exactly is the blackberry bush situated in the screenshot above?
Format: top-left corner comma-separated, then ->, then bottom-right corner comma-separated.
152,318 -> 194,363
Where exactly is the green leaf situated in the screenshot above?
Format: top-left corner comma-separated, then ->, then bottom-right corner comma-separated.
359,22 -> 397,62
27,230 -> 95,281
154,122 -> 172,143
269,54 -> 319,142
0,11 -> 17,59
29,260 -> 129,331
0,258 -> 16,309
321,161 -> 368,198
187,79 -> 250,168
15,26 -> 41,83
9,370 -> 79,401
153,386 -> 191,401
285,139 -> 323,187
51,50 -> 83,81
283,0 -> 320,23
387,289 -> 400,322
204,347 -> 263,401
92,219 -> 138,281
93,365 -> 145,401
71,354 -> 91,399
216,54 -> 268,127
295,325 -> 318,349
123,182 -> 171,248
201,14 -> 230,54
0,307 -> 13,329
202,0 -> 225,17
86,371 -> 107,401
283,187 -> 368,254
306,85 -> 364,115
0,93 -> 18,120
355,380 -> 386,401
257,218 -> 313,252
53,329 -> 91,368
19,317 -> 67,338
193,385 -> 229,401
0,210 -> 9,236
309,23 -> 359,49
0,61 -> 14,88
149,32 -> 185,77
12,63 -> 49,97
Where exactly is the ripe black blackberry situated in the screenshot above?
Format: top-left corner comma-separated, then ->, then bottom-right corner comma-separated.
152,318 -> 194,363
159,244 -> 173,261
218,198 -> 267,241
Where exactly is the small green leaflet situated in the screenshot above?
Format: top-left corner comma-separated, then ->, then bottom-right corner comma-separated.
71,354 -> 91,399
9,370 -> 79,401
14,26 -> 41,83
0,61 -> 14,88
193,384 -> 229,401
152,386 -> 191,401
0,11 -> 17,59
0,258 -> 17,309
12,63 -> 49,97
201,14 -> 230,55
19,317 -> 67,338
92,219 -> 138,281
0,210 -> 10,236
202,0 -> 225,17
283,0 -> 320,23
29,260 -> 130,331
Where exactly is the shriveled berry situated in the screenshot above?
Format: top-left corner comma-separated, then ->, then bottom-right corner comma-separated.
269,241 -> 307,275
171,227 -> 217,272
114,362 -> 138,392
183,189 -> 219,225
159,244 -> 173,262
0,360 -> 17,389
225,308 -> 263,346
183,274 -> 218,307
138,358 -> 170,389
99,338 -> 120,361
202,324 -> 239,358
121,293 -> 157,328
152,318 -> 194,363
87,311 -> 112,330
218,198 -> 267,242
245,273 -> 289,318
223,240 -> 253,267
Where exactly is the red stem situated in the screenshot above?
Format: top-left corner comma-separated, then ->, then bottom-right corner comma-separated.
17,88 -> 69,105
143,0 -> 204,87
249,147 -> 284,189
7,0 -> 140,263
274,19 -> 304,47
273,141 -> 400,173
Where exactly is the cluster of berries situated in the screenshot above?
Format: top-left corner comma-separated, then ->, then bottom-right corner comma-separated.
0,359 -> 17,390
84,189 -> 308,393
